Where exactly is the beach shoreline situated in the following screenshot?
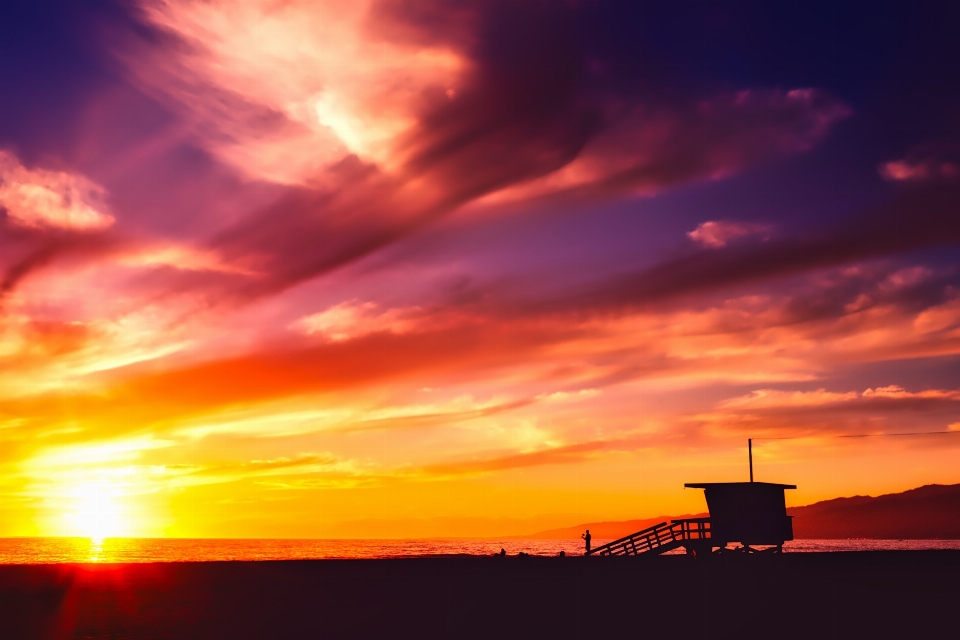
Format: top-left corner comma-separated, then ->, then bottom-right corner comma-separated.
3,551 -> 959,639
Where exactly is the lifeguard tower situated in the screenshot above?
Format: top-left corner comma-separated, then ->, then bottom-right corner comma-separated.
588,440 -> 795,556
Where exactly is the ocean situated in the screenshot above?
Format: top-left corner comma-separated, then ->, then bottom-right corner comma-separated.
2,537 -> 960,564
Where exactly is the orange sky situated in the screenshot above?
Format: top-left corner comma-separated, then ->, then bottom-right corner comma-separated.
3,0 -> 960,539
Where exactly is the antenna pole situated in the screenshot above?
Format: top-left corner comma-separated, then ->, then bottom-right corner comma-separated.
749,438 -> 754,482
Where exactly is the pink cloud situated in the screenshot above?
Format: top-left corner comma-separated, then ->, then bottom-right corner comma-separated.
293,300 -> 424,342
860,385 -> 960,400
880,158 -> 959,183
124,0 -> 464,186
719,389 -> 859,410
687,220 -> 770,248
117,244 -> 257,275
694,383 -> 960,445
718,386 -> 960,412
0,151 -> 114,231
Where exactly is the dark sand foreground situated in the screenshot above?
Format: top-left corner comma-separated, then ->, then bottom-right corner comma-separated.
2,551 -> 959,639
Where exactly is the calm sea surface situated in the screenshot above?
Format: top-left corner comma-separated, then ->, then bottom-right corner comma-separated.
2,537 -> 960,564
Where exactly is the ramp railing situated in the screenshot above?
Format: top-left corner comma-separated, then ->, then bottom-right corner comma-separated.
587,518 -> 712,557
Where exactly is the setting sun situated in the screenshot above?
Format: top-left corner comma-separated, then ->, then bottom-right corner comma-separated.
65,483 -> 128,540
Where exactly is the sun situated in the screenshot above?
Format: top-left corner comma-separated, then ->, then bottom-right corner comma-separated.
65,482 -> 129,540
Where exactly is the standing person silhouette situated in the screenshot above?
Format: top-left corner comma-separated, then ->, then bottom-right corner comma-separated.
582,529 -> 592,554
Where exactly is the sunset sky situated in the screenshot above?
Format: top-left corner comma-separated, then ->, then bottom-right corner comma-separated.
3,0 -> 960,539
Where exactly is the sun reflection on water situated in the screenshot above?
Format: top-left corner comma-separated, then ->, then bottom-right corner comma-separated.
87,537 -> 105,562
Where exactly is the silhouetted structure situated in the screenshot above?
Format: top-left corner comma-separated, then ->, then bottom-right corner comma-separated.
588,443 -> 796,557
683,481 -> 796,553
587,481 -> 795,557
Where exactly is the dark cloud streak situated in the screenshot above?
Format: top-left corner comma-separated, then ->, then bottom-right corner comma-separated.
550,182 -> 960,315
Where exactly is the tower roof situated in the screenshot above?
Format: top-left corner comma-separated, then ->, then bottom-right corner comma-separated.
685,482 -> 796,489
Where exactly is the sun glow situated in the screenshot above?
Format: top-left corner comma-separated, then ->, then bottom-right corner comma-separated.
20,437 -> 173,538
64,482 -> 129,540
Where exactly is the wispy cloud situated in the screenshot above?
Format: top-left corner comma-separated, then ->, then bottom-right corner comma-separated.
421,436 -> 642,477
293,300 -> 424,342
880,159 -> 959,182
0,151 -> 114,231
697,384 -> 960,443
688,220 -> 770,248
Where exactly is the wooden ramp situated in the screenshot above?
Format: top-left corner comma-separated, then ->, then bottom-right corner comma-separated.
587,518 -> 712,556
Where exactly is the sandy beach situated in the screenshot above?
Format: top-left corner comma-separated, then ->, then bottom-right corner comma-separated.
2,551 -> 959,639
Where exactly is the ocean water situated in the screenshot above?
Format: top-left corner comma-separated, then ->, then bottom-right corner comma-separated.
2,537 -> 960,564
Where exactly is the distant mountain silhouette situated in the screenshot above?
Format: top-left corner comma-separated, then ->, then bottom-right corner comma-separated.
789,483 -> 960,539
520,484 -> 960,540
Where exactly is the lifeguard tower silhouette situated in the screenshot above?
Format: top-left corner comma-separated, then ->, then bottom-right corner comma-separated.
588,440 -> 795,556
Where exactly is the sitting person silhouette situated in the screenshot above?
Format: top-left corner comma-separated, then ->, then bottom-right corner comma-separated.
582,529 -> 592,554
